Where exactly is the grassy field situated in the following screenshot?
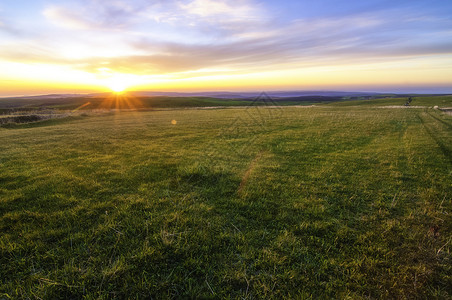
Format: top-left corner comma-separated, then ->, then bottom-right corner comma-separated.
1,104 -> 451,298
0,94 -> 338,113
331,95 -> 452,107
1,94 -> 451,115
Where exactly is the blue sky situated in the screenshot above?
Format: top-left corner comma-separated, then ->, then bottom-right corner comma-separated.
1,0 -> 452,94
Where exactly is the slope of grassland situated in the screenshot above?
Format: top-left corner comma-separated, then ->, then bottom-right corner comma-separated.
330,95 -> 452,107
0,95 -> 338,113
0,106 -> 451,298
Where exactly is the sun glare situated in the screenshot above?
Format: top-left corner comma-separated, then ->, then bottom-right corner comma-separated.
100,71 -> 146,94
105,77 -> 129,93
109,83 -> 127,93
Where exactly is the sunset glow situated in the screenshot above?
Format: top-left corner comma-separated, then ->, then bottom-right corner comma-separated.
105,77 -> 131,93
1,0 -> 452,96
110,86 -> 126,93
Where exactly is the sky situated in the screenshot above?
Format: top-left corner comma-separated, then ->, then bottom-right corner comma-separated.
0,0 -> 452,96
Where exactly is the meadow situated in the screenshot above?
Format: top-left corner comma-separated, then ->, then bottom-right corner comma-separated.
0,95 -> 337,113
330,95 -> 452,107
0,99 -> 451,298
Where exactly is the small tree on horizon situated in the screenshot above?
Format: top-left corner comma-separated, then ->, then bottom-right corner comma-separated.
404,97 -> 413,106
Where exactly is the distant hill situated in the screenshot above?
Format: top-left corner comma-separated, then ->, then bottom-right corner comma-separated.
1,91 -> 451,112
2,90 -> 385,100
112,90 -> 384,99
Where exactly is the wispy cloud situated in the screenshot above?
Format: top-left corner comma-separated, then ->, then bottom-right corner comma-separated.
43,6 -> 97,30
43,0 -> 147,30
181,0 -> 257,18
0,16 -> 22,36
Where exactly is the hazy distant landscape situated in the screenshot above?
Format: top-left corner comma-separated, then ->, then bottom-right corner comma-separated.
1,91 -> 452,113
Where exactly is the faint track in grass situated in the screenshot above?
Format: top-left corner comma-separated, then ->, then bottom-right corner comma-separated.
424,109 -> 452,130
417,109 -> 452,165
237,151 -> 265,195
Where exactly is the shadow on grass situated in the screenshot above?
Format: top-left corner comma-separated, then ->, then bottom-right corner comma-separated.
0,115 -> 87,129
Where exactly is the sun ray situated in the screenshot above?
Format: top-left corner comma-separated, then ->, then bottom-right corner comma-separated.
97,91 -> 144,112
71,101 -> 91,113
100,71 -> 146,94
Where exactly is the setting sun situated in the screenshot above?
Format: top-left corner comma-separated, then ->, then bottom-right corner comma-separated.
100,72 -> 147,94
109,83 -> 127,93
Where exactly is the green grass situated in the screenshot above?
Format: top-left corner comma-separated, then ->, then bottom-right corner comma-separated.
330,95 -> 452,107
0,95 -> 324,112
2,94 -> 451,112
1,106 -> 451,298
0,115 -> 88,129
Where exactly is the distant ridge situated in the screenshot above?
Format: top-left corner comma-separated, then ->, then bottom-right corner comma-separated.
1,94 -> 84,99
1,90 -> 384,99
122,91 -> 383,99
2,90 -> 451,100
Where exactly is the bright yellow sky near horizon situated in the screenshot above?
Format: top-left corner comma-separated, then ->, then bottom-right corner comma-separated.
2,56 -> 451,96
1,0 -> 452,96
